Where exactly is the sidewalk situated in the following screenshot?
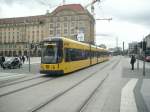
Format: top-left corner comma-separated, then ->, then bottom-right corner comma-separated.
122,57 -> 150,112
24,57 -> 41,64
5,57 -> 41,64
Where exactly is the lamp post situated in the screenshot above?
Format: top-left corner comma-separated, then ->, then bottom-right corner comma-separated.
142,39 -> 146,76
28,42 -> 31,72
24,21 -> 31,72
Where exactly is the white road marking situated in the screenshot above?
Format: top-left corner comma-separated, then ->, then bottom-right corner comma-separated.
0,73 -> 26,82
120,78 -> 138,112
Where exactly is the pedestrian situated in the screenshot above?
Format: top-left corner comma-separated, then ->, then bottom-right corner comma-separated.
19,56 -> 22,62
130,55 -> 136,70
1,56 -> 5,68
0,56 -> 2,67
26,55 -> 29,61
22,56 -> 25,63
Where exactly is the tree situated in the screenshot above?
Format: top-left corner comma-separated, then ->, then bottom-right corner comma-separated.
98,44 -> 107,49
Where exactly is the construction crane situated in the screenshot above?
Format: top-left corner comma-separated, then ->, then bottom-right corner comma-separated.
85,0 -> 100,8
85,0 -> 112,21
96,18 -> 112,22
85,0 -> 101,15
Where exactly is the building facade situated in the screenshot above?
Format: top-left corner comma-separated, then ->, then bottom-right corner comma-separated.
144,34 -> 150,50
128,42 -> 138,55
0,4 -> 95,56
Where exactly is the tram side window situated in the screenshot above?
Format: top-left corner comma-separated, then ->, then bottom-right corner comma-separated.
98,51 -> 103,57
85,50 -> 89,58
65,49 -> 71,62
65,48 -> 87,62
101,51 -> 108,57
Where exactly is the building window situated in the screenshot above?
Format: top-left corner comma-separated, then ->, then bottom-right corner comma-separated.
50,30 -> 53,35
4,36 -> 6,43
64,29 -> 68,35
71,29 -> 75,34
50,24 -> 53,28
79,15 -> 84,20
56,30 -> 60,35
64,16 -> 68,21
64,22 -> 68,28
17,36 -> 19,42
14,44 -> 16,48
9,44 -> 11,49
50,18 -> 53,22
37,31 -> 39,37
8,35 -> 10,42
71,16 -> 76,21
71,22 -> 75,28
0,36 -> 2,43
79,21 -> 84,27
56,23 -> 60,28
56,17 -> 60,22
32,36 -> 34,42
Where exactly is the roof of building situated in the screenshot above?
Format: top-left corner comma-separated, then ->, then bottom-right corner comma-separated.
0,15 -> 46,25
145,34 -> 150,39
51,4 -> 94,21
0,4 -> 94,25
52,4 -> 85,14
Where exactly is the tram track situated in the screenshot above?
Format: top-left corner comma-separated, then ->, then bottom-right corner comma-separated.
0,57 -> 120,112
29,58 -> 117,112
0,77 -> 55,98
111,57 -> 121,70
78,58 -> 121,112
78,73 -> 109,112
0,74 -> 46,88
0,59 -> 115,99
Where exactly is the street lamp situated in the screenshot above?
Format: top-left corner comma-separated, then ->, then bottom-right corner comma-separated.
24,21 -> 31,72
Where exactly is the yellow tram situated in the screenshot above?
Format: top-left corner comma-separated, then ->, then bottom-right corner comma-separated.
40,37 -> 109,75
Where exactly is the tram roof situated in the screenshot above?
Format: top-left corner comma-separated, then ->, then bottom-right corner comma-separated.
42,37 -> 107,51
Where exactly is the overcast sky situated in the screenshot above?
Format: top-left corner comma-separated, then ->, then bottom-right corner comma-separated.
0,0 -> 150,49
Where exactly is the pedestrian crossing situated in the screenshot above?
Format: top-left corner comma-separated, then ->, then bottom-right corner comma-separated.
0,72 -> 26,82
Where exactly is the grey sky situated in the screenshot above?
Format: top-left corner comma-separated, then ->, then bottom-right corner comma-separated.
0,0 -> 149,48
99,0 -> 150,27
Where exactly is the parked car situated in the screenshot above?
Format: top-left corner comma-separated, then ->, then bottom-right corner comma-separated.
145,56 -> 150,62
2,57 -> 22,69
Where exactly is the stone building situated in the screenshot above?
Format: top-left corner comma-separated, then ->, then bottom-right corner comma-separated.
0,4 -> 95,56
128,42 -> 138,55
144,34 -> 150,50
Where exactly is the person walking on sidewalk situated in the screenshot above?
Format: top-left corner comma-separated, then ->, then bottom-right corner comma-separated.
130,55 -> 136,70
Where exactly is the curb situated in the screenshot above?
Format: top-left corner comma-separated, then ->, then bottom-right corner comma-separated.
134,77 -> 149,112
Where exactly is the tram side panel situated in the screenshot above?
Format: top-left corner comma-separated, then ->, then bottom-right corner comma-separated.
62,46 -> 91,74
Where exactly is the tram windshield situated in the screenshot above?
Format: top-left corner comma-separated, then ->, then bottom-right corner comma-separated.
41,42 -> 63,64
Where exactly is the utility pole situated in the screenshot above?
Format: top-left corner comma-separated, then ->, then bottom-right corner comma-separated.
24,21 -> 31,72
123,41 -> 124,55
116,37 -> 118,48
137,47 -> 139,70
142,39 -> 146,76
116,37 -> 118,49
28,42 -> 31,72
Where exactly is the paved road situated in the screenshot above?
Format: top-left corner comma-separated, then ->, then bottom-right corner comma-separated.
0,56 -> 149,112
0,57 -> 41,84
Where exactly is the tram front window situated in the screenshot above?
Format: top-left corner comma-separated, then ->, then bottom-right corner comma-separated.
42,44 -> 60,64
